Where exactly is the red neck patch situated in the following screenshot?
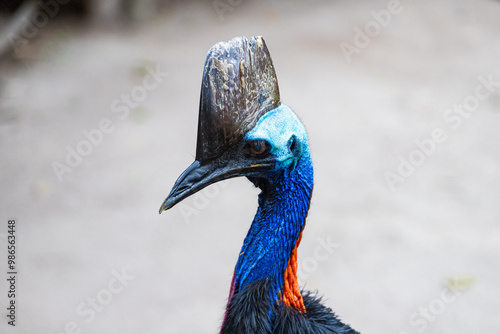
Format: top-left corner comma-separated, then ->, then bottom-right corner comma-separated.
281,231 -> 306,312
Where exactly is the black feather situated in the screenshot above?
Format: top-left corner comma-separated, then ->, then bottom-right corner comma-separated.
221,279 -> 359,334
221,279 -> 273,334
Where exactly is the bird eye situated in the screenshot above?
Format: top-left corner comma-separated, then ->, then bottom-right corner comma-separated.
245,139 -> 270,157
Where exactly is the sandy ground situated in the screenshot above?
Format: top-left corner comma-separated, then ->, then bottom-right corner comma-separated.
1,0 -> 500,333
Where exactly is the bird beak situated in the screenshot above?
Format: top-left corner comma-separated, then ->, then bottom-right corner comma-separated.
159,149 -> 274,213
160,36 -> 280,214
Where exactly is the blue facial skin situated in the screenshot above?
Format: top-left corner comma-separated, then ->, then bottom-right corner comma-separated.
233,104 -> 314,314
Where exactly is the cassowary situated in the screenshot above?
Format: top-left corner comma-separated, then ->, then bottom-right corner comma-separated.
160,36 -> 359,334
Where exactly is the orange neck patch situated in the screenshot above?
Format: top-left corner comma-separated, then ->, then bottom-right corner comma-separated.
281,231 -> 306,312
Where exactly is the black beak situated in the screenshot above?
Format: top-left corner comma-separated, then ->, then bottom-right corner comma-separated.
159,147 -> 274,213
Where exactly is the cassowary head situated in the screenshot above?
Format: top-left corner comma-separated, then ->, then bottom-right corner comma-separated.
159,36 -> 309,212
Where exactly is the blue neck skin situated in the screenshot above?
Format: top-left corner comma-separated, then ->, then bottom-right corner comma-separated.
232,106 -> 314,307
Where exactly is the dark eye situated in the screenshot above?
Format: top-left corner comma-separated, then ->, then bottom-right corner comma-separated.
245,139 -> 271,157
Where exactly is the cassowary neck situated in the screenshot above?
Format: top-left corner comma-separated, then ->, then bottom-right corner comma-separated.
230,148 -> 314,311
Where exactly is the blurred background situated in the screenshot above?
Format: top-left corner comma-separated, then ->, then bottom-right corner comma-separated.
1,0 -> 499,333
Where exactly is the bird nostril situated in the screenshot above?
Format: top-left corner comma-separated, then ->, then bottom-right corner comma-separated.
177,184 -> 190,193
